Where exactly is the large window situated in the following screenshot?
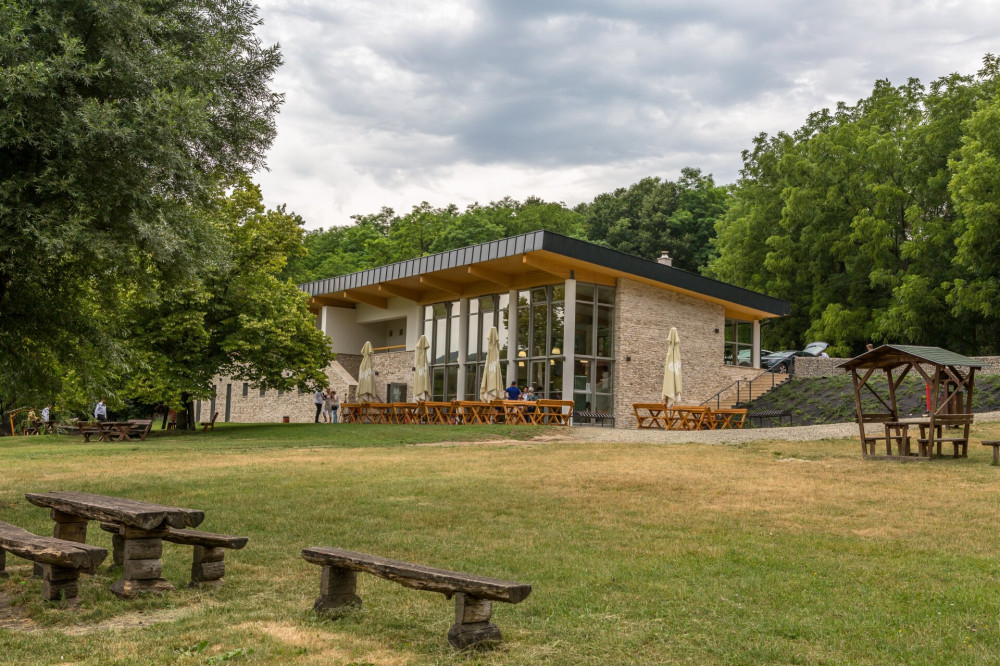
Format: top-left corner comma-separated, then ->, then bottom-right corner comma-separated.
464,294 -> 510,399
723,318 -> 753,366
515,285 -> 564,399
424,302 -> 461,400
425,294 -> 510,400
572,283 -> 615,418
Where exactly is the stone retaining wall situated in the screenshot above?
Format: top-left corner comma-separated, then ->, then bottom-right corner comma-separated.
796,355 -> 1000,378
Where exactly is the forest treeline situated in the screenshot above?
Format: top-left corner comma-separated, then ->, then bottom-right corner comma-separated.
288,55 -> 1000,358
3,0 -> 999,426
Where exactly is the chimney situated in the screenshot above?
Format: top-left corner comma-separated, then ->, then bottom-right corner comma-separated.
657,250 -> 672,267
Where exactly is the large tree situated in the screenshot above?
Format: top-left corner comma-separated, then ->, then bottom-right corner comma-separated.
127,177 -> 335,427
0,0 -> 282,411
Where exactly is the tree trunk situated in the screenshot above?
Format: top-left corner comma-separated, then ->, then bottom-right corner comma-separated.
160,407 -> 168,431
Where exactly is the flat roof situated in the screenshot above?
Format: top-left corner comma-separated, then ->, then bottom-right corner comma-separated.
300,231 -> 791,318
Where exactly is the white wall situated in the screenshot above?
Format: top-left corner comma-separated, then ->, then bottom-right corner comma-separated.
321,298 -> 422,354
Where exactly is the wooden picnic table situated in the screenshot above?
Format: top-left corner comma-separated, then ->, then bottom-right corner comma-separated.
25,491 -> 204,598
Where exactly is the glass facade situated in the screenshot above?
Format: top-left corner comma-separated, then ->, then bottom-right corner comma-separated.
423,282 -> 612,412
723,318 -> 754,366
572,284 -> 615,419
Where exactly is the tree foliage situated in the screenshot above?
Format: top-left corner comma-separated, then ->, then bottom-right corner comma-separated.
127,177 -> 335,414
0,0 -> 282,408
708,55 -> 1000,356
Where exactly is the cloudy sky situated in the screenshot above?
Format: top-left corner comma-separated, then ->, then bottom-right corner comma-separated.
252,0 -> 997,230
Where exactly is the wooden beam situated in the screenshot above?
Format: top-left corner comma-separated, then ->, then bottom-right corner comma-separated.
419,275 -> 463,297
340,290 -> 388,309
521,254 -> 570,278
310,295 -> 348,308
378,283 -> 423,302
467,265 -> 513,288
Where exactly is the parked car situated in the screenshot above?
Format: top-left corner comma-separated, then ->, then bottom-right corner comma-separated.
761,342 -> 829,373
734,348 -> 773,367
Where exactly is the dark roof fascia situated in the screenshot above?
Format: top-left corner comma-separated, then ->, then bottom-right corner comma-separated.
299,230 -> 791,316
836,344 -> 986,370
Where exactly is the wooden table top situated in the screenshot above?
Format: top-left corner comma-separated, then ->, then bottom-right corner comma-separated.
25,491 -> 204,531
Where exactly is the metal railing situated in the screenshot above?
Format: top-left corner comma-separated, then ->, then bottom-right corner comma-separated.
372,344 -> 406,354
701,368 -> 789,409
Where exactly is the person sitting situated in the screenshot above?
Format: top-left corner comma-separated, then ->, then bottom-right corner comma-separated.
505,381 -> 521,401
523,386 -> 538,415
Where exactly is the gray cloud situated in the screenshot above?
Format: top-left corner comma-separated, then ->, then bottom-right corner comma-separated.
253,0 -> 998,227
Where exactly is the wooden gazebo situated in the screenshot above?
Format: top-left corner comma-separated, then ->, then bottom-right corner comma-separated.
836,345 -> 984,459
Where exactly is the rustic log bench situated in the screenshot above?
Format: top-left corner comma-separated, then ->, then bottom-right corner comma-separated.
100,522 -> 248,588
25,491 -> 204,598
301,547 -> 531,650
0,521 -> 107,601
983,441 -> 1000,466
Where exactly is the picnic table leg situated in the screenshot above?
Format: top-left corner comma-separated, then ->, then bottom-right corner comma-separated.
448,592 -> 502,649
41,565 -> 80,602
313,565 -> 361,612
110,526 -> 174,598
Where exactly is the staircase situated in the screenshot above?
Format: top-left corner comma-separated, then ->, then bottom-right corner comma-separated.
701,371 -> 790,409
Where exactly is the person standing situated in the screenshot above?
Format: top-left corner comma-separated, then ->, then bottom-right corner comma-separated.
322,389 -> 333,423
313,389 -> 324,423
94,399 -> 108,422
41,404 -> 51,423
505,381 -> 521,401
330,390 -> 340,424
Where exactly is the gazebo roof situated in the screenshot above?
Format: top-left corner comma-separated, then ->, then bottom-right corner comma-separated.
836,344 -> 985,371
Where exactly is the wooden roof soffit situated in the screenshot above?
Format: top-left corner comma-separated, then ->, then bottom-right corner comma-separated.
340,290 -> 388,309
419,274 -> 463,297
467,265 -> 513,288
521,254 -> 570,278
378,283 -> 423,302
310,295 -> 348,308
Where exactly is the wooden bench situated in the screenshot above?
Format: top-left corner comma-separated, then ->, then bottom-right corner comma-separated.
127,419 -> 153,441
710,408 -> 748,429
0,521 -> 107,601
302,547 -> 531,649
633,403 -> 667,429
667,405 -> 713,430
199,411 -> 219,431
532,399 -> 573,425
75,421 -> 105,442
100,523 -> 248,588
857,413 -> 895,456
983,441 -> 1000,466
917,414 -> 974,458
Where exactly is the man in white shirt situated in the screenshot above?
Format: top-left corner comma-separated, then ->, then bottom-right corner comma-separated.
41,405 -> 51,423
94,400 -> 108,422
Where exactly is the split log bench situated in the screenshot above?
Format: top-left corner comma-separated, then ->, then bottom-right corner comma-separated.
302,547 -> 532,650
0,521 -> 107,601
983,441 -> 1000,466
25,491 -> 204,598
99,522 -> 248,588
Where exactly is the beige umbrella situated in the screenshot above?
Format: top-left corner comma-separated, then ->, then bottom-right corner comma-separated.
479,327 -> 504,401
357,341 -> 377,402
414,335 -> 431,402
662,327 -> 682,406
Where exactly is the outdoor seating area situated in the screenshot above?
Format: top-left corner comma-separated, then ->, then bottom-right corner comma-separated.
340,399 -> 574,426
839,345 -> 984,461
74,419 -> 153,442
632,403 -> 747,430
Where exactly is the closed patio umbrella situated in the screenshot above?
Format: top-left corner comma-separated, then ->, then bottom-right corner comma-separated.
479,327 -> 504,401
662,327 -> 682,406
357,341 -> 377,402
414,335 -> 431,402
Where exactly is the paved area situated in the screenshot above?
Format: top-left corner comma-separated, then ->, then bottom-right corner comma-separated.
563,411 -> 1000,445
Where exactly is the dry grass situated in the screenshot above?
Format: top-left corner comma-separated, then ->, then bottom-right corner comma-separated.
1,422 -> 1000,663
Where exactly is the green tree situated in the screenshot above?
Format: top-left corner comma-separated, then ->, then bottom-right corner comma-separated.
0,0 -> 282,417
127,177 -> 335,427
579,168 -> 727,272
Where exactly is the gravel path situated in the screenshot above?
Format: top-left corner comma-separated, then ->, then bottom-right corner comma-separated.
558,411 -> 1000,445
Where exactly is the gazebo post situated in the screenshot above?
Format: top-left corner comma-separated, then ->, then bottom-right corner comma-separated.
850,368 -> 869,456
886,367 -> 899,421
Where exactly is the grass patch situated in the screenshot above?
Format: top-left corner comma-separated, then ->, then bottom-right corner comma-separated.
2,423 -> 1000,663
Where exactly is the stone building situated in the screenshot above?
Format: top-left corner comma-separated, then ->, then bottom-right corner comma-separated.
196,231 -> 789,428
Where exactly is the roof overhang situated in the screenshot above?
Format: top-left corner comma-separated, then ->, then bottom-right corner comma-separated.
300,231 -> 791,319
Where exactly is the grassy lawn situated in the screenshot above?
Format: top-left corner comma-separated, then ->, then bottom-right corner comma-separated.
2,422 -> 1000,664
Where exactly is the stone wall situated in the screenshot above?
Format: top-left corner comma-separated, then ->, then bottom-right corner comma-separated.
795,355 -> 1000,379
196,351 -> 418,424
613,278 -> 759,428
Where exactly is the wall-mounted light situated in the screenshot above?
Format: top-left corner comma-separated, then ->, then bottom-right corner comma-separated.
411,366 -> 416,371
374,371 -> 380,376
714,328 -> 720,334
626,355 -> 631,362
